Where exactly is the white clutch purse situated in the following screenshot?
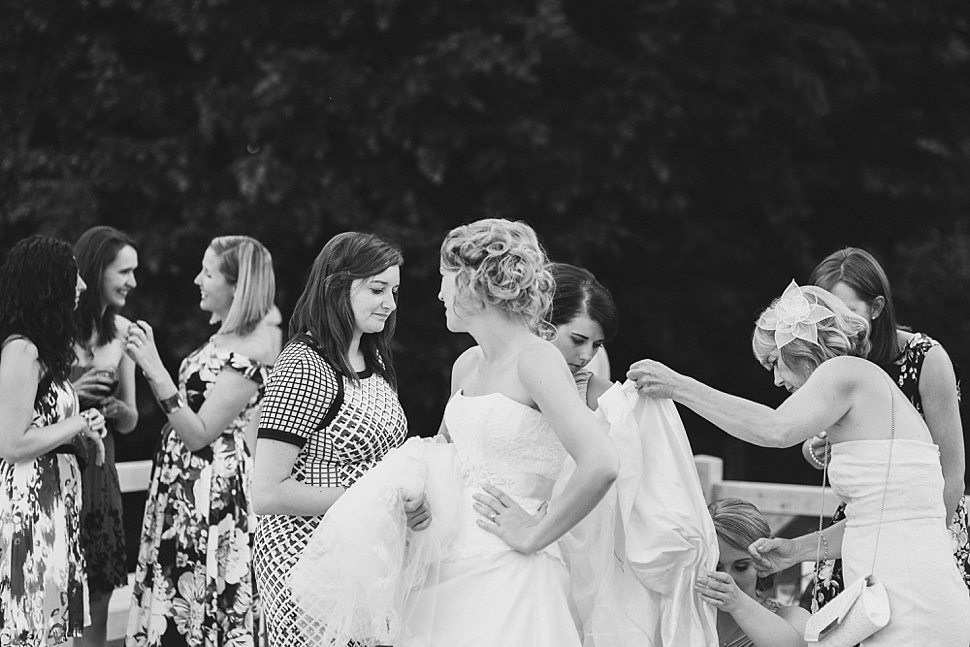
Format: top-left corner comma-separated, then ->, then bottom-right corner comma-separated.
804,574 -> 890,646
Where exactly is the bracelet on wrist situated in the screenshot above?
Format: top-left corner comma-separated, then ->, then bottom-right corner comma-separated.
157,393 -> 186,415
815,530 -> 829,562
808,442 -> 827,468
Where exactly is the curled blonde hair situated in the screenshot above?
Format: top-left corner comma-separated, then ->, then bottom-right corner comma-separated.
440,218 -> 554,332
752,284 -> 870,373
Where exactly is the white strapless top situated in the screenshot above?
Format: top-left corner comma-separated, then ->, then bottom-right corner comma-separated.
444,391 -> 568,558
829,439 -> 946,528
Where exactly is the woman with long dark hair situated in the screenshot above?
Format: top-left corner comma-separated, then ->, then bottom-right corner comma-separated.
803,247 -> 969,605
71,226 -> 140,647
0,236 -> 106,646
252,232 -> 429,646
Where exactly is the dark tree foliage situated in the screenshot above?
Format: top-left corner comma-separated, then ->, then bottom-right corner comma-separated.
2,0 -> 968,485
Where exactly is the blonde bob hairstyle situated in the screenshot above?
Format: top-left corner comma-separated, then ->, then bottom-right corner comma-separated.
752,284 -> 870,375
439,218 -> 554,332
209,235 -> 276,336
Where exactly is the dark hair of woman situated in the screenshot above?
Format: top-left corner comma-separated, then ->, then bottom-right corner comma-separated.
548,262 -> 618,341
809,247 -> 900,366
288,232 -> 404,388
0,236 -> 79,385
74,226 -> 136,349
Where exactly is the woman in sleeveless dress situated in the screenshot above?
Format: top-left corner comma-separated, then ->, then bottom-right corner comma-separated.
71,226 -> 140,647
701,498 -> 809,647
0,236 -> 107,646
629,280 -> 970,646
124,236 -> 277,647
801,247 -> 969,607
403,219 -> 618,647
252,232 -> 429,646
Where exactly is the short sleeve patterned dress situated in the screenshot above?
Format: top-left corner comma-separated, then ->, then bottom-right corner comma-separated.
252,335 -> 407,647
813,332 -> 970,608
0,345 -> 87,646
126,340 -> 269,647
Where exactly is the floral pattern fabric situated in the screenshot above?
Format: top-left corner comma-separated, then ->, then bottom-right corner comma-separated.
813,332 -> 970,610
126,341 -> 269,647
0,376 -> 87,647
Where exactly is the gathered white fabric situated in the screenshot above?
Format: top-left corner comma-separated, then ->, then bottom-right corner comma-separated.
556,381 -> 719,647
289,436 -> 462,646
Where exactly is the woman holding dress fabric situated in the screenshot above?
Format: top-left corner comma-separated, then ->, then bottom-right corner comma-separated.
125,236 -> 277,647
629,280 -> 970,646
252,231 -> 430,646
71,226 -> 140,647
0,236 -> 106,646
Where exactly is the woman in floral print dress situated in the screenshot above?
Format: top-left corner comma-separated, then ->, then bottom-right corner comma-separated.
0,236 -> 107,646
803,247 -> 969,608
124,236 -> 278,647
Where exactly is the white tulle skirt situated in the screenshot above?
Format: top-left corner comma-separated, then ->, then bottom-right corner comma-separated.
289,383 -> 720,647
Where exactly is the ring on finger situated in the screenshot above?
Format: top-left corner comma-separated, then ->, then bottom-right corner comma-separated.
489,511 -> 497,521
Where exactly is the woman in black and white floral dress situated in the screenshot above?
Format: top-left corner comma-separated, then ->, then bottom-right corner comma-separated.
804,247 -> 969,608
252,232 -> 429,646
125,236 -> 277,647
0,237 -> 107,647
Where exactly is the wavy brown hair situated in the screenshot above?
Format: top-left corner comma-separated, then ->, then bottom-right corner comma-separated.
75,226 -> 136,348
810,247 -> 901,366
0,236 -> 79,385
288,232 -> 403,387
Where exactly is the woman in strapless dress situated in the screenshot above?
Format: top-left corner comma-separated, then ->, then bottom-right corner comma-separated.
403,218 -> 618,647
630,280 -> 970,646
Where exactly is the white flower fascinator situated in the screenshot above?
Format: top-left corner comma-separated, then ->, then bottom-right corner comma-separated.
757,280 -> 835,348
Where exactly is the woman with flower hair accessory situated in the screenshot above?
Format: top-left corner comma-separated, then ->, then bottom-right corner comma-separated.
628,280 -> 970,646
802,246 -> 969,610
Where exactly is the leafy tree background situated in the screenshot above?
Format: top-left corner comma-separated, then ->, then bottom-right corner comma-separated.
3,0 -> 969,499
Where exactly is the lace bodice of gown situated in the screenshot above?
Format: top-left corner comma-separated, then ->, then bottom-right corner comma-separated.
829,439 -> 946,528
444,391 -> 568,558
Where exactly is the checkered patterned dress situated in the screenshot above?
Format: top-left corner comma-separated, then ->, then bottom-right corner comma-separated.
253,336 -> 407,646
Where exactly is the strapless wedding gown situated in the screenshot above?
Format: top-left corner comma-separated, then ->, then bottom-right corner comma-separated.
404,391 -> 581,647
830,440 -> 970,646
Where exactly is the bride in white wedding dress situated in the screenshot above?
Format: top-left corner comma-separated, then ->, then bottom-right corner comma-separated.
392,218 -> 618,646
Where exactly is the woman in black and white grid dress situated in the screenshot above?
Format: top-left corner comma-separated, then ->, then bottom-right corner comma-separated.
252,232 -> 430,646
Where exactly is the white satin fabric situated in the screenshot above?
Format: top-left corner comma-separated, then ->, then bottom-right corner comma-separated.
289,384 -> 719,647
557,381 -> 719,647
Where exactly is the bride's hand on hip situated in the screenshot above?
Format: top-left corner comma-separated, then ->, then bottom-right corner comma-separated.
473,484 -> 546,554
627,359 -> 683,399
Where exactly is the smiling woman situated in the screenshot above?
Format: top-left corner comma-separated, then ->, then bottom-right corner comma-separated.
124,236 -> 277,647
70,226 -> 141,647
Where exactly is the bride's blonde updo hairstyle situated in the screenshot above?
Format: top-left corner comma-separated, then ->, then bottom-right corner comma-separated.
440,218 -> 555,332
752,284 -> 870,375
